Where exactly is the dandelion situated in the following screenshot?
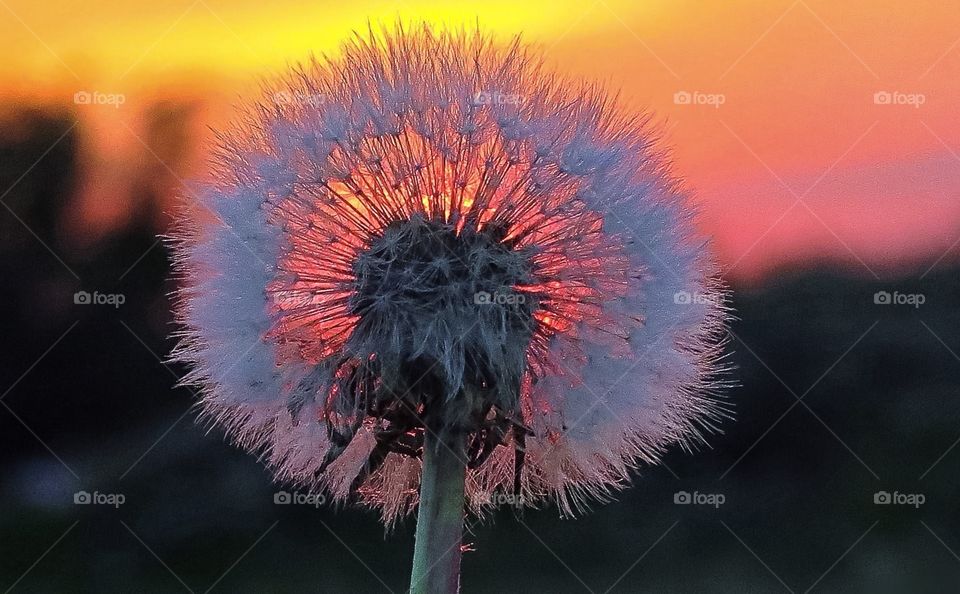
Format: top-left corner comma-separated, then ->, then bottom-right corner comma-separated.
170,23 -> 730,593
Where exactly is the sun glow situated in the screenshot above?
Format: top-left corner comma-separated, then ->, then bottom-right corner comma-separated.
2,0 -> 957,278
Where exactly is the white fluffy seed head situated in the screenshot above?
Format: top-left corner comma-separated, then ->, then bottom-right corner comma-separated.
169,22 -> 732,523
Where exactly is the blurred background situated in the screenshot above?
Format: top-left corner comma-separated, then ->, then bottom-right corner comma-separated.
1,1 -> 958,592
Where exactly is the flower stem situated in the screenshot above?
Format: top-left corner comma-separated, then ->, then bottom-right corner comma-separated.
409,429 -> 466,594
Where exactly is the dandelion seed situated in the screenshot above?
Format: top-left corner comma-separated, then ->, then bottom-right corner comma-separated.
169,22 -> 731,593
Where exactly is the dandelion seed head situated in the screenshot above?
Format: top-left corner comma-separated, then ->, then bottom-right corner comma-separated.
170,23 -> 731,522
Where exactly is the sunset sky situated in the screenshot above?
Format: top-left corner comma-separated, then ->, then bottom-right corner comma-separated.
2,0 -> 958,281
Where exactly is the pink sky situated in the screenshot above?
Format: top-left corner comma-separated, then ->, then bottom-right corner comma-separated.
1,0 -> 958,281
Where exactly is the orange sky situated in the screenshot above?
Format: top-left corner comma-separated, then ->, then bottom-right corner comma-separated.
2,0 -> 958,281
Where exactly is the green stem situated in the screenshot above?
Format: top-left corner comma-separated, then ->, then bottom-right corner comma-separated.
409,430 -> 466,594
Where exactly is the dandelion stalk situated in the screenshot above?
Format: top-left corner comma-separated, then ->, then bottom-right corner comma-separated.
409,428 -> 466,594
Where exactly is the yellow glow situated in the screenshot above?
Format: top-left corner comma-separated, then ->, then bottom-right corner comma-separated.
0,0 -> 663,84
2,0 -> 956,277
